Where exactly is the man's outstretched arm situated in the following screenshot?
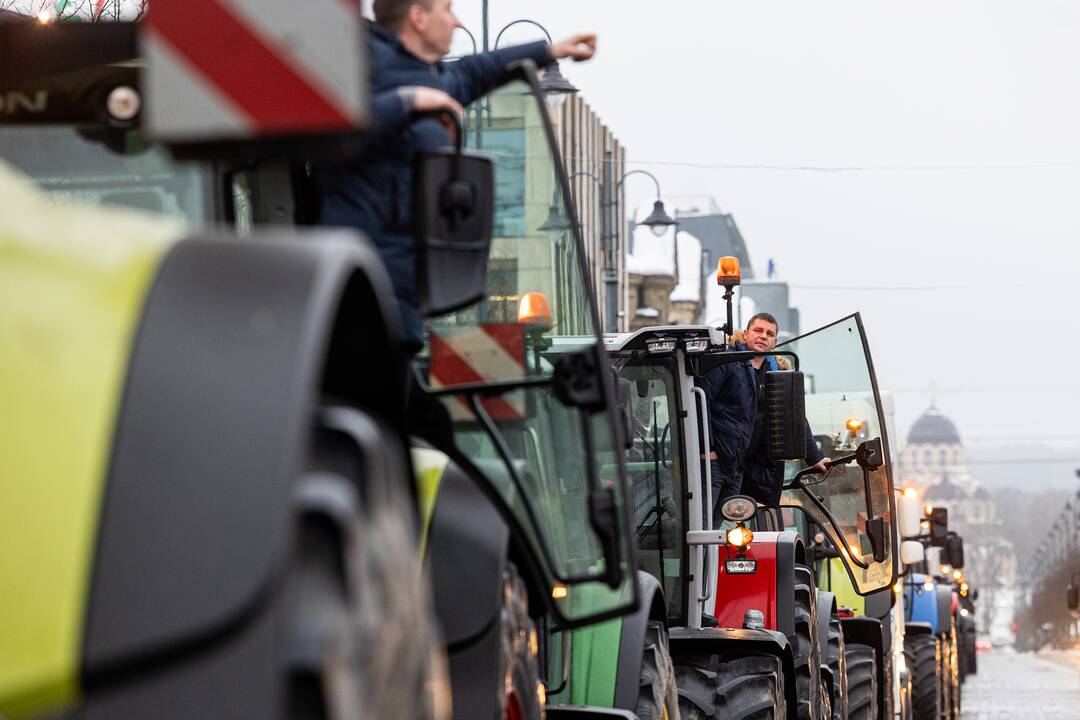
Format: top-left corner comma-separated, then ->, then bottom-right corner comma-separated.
447,34 -> 596,108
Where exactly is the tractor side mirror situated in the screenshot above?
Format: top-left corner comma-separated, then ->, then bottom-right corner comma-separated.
898,490 -> 923,539
413,130 -> 495,316
900,539 -> 925,565
945,534 -> 965,569
855,437 -> 884,470
765,370 -> 807,461
929,507 -> 949,547
1068,585 -> 1079,611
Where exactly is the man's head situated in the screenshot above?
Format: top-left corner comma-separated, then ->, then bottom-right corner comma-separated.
374,0 -> 460,62
744,312 -> 779,353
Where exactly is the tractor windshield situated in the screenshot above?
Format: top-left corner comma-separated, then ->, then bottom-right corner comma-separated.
0,126 -> 211,223
421,70 -> 636,625
779,314 -> 898,594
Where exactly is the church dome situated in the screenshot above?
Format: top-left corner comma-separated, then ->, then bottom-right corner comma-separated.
907,406 -> 961,446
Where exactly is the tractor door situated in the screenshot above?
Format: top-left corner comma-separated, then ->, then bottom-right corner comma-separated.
419,64 -> 638,627
778,313 -> 899,595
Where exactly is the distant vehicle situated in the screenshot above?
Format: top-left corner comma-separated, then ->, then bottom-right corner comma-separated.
975,638 -> 992,653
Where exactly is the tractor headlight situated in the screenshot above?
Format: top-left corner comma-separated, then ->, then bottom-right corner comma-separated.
647,339 -> 677,353
726,525 -> 754,549
720,495 -> 757,523
684,338 -> 709,353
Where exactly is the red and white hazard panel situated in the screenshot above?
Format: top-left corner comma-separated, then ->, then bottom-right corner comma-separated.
142,0 -> 367,140
430,324 -> 527,421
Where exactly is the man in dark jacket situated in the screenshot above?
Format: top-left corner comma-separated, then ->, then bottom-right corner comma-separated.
739,313 -> 829,507
695,340 -> 756,520
318,0 -> 597,352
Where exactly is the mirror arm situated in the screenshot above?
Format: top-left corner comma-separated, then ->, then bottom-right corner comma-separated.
786,479 -> 871,570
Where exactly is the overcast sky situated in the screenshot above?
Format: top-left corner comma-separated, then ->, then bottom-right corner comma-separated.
455,0 -> 1080,466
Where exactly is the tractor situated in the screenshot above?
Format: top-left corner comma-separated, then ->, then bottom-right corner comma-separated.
808,396 -> 939,720
601,263 -> 900,720
901,507 -> 970,720
0,10 -> 653,720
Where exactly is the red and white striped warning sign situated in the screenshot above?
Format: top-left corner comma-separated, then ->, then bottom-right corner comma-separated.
142,0 -> 367,140
430,324 -> 527,421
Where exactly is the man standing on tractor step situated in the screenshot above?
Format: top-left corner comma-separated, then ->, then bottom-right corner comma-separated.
739,312 -> 830,507
317,0 -> 597,354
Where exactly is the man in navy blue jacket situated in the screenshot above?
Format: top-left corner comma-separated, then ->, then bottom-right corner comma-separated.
319,0 -> 596,352
697,313 -> 830,519
739,313 -> 829,507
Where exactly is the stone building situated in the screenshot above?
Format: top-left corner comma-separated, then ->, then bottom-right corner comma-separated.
624,212 -> 706,330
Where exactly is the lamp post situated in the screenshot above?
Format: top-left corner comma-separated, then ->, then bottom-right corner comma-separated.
493,19 -> 579,105
572,156 -> 676,332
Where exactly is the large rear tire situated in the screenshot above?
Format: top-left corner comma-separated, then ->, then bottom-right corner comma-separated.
675,651 -> 786,719
904,634 -> 940,720
842,643 -> 877,720
635,621 -> 680,720
793,566 -> 825,720
285,409 -> 445,720
822,615 -> 848,720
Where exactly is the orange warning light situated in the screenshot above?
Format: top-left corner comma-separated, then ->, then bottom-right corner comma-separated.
716,256 -> 741,287
518,291 -> 553,331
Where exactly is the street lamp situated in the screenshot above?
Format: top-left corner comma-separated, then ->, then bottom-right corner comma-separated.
494,19 -> 579,105
571,157 -> 675,332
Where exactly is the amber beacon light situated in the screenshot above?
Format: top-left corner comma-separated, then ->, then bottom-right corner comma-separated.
518,291 -> 553,331
716,256 -> 742,287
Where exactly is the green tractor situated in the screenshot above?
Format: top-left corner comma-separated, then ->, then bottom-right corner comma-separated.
600,301 -> 900,719
0,13 -> 667,720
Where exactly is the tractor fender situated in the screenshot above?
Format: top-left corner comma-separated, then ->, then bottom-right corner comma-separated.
904,622 -> 933,638
934,584 -> 953,636
612,571 -> 667,711
816,590 -> 838,662
83,231 -> 409,680
427,459 -> 510,649
669,626 -> 798,717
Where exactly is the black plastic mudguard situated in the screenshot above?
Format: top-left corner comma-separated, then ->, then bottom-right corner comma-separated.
612,572 -> 667,711
426,458 -> 509,720
934,585 -> 953,636
82,230 -> 407,690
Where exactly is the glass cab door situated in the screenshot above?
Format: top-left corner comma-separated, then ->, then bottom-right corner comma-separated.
779,314 -> 898,595
420,65 -> 638,627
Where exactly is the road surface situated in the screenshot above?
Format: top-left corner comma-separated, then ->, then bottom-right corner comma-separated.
961,649 -> 1080,719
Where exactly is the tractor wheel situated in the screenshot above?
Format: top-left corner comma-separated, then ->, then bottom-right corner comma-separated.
947,627 -> 960,719
285,410 -> 446,720
899,671 -> 913,720
635,621 -> 679,720
822,614 -> 848,720
793,566 -> 825,720
497,563 -> 544,720
904,634 -> 940,720
939,633 -> 953,720
842,643 -> 877,720
675,651 -> 786,719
